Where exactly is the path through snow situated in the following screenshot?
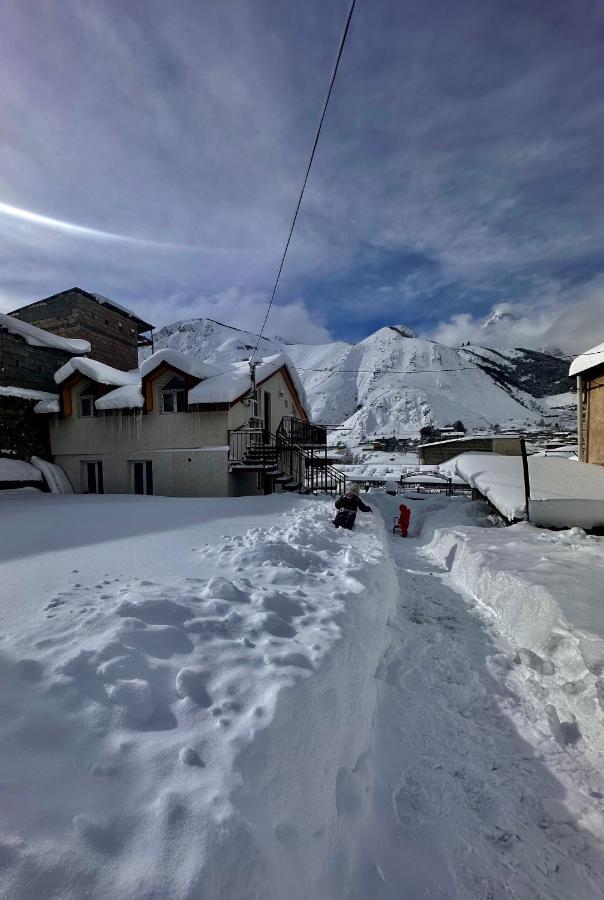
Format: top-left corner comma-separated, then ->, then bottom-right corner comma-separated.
347,494 -> 604,899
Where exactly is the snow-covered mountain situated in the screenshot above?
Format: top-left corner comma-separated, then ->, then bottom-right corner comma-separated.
149,318 -> 573,441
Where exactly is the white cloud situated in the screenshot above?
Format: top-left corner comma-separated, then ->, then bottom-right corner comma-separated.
431,278 -> 604,355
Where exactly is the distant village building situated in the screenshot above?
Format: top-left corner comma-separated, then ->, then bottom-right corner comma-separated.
11,287 -> 153,372
419,434 -> 522,466
570,341 -> 604,465
39,349 -> 336,498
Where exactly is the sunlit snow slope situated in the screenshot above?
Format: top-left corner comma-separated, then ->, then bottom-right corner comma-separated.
150,319 -> 556,439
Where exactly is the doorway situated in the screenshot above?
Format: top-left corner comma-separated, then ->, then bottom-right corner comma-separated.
263,390 -> 272,441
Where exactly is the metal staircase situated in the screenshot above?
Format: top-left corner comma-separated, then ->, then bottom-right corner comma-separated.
228,416 -> 346,497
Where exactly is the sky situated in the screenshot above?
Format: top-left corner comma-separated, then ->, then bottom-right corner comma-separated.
0,0 -> 603,353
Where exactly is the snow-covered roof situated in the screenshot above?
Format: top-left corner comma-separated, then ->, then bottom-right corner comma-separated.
140,349 -> 222,381
33,397 -> 60,414
96,383 -> 144,410
0,458 -> 43,482
0,385 -> 59,403
0,312 -> 90,355
569,341 -> 604,377
188,353 -> 311,416
449,451 -> 604,526
54,357 -> 139,387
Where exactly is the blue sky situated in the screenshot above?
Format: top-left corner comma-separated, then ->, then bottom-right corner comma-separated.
1,0 -> 603,352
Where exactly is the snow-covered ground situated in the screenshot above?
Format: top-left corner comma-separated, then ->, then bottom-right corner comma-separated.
0,492 -> 397,898
1,490 -> 603,898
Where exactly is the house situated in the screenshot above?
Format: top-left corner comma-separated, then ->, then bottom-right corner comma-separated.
570,341 -> 604,465
0,311 -> 90,460
419,434 -> 522,466
38,349 -> 344,498
10,287 -> 153,371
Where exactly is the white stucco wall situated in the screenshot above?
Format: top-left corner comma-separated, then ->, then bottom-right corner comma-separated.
48,367 -> 302,497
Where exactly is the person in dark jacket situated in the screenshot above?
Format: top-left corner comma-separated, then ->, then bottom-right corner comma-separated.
333,483 -> 372,530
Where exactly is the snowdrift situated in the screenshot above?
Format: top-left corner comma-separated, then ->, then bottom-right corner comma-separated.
423,507 -> 604,823
0,495 -> 398,899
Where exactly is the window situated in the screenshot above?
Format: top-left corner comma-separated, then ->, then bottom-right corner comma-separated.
161,376 -> 187,413
131,460 -> 153,495
83,461 -> 104,494
80,395 -> 95,418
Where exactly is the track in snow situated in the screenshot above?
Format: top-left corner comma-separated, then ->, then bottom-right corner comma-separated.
345,514 -> 604,900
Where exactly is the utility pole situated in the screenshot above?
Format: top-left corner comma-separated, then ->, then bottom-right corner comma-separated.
520,437 -> 531,523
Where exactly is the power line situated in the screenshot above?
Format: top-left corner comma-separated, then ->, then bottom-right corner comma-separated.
293,364 -> 483,374
250,0 -> 358,363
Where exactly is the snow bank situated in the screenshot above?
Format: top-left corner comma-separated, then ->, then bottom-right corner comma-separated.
0,311 -> 90,354
423,507 -> 604,803
0,457 -> 43,482
30,456 -> 73,493
0,495 -> 397,898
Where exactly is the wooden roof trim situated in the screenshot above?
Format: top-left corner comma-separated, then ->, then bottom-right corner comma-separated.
141,361 -> 201,413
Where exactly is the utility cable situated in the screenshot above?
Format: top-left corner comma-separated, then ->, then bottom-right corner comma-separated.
250,0 -> 358,363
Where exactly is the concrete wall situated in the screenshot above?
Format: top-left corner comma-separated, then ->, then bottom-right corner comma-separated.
585,367 -> 604,466
0,330 -> 72,392
55,447 -> 232,497
256,369 -> 302,429
13,290 -> 142,371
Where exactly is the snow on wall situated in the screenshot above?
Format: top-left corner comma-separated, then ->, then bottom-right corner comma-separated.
30,456 -> 73,493
0,311 -> 90,354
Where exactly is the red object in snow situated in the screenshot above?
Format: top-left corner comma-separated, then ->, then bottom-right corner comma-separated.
393,503 -> 411,537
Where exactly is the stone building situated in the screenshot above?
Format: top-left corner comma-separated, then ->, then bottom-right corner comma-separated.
419,434 -> 522,466
11,287 -> 153,372
0,312 -> 90,460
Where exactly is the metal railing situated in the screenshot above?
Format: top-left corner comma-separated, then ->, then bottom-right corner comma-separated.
277,416 -> 327,447
228,418 -> 346,497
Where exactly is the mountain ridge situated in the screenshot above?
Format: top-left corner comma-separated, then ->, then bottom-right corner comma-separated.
149,317 -> 574,441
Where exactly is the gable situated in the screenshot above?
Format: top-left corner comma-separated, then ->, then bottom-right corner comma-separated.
251,365 -> 309,422
142,362 -> 201,413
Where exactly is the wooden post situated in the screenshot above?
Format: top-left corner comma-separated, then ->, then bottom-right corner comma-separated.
520,437 -> 531,523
